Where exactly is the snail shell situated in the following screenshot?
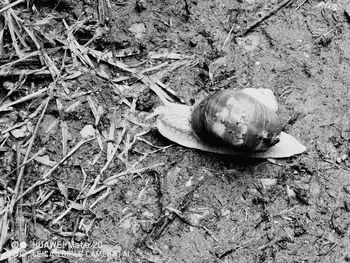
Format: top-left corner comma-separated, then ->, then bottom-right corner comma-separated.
154,88 -> 306,158
190,88 -> 281,152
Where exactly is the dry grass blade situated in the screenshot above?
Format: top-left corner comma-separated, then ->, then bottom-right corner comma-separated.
136,73 -> 172,105
84,185 -> 106,199
221,24 -> 235,52
0,75 -> 26,105
98,0 -> 107,25
1,99 -> 48,135
1,121 -> 27,135
6,94 -> 52,248
0,87 -> 48,112
42,137 -> 95,179
8,9 -> 28,49
5,11 -> 21,56
61,121 -> 69,156
0,247 -> 25,261
148,51 -> 195,60
87,96 -> 103,126
104,162 -> 165,185
0,206 -> 9,253
39,50 -> 60,78
76,166 -> 89,199
140,62 -> 169,74
0,17 -> 4,55
107,109 -> 117,161
6,10 -> 60,77
86,47 -> 173,104
3,90 -> 52,231
89,187 -> 110,209
51,201 -> 85,225
100,125 -> 126,174
295,0 -> 308,10
51,206 -> 72,225
2,148 -> 46,178
0,68 -> 51,78
0,0 -> 25,14
62,19 -> 95,68
96,130 -> 104,151
86,47 -> 134,73
16,179 -> 51,203
87,174 -> 101,195
0,50 -> 40,70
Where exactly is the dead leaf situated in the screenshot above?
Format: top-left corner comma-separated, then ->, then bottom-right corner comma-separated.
34,155 -> 56,167
65,71 -> 83,80
29,222 -> 51,240
70,201 -> 85,210
10,122 -> 33,138
260,178 -> 278,188
128,23 -> 146,39
57,181 -> 69,200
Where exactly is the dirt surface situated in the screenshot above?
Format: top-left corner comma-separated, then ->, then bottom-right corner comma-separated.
1,0 -> 350,262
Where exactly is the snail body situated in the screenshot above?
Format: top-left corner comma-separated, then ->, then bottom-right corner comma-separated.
155,88 -> 306,158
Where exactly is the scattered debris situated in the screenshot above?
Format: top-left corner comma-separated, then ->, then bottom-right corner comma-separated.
128,23 -> 147,39
10,122 -> 33,138
0,0 -> 349,262
259,178 -> 278,189
186,207 -> 211,225
236,34 -> 260,52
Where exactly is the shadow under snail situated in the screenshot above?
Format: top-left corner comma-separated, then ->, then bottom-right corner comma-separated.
153,88 -> 306,158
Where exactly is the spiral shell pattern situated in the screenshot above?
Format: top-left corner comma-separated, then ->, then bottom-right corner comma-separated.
190,88 -> 282,152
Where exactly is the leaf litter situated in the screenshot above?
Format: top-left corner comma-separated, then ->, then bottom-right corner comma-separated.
0,0 -> 350,262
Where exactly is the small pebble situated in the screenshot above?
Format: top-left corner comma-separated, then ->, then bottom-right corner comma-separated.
80,125 -> 95,138
124,190 -> 134,204
286,185 -> 296,198
139,220 -> 153,233
260,178 -> 277,188
142,210 -> 154,218
341,154 -> 348,161
128,23 -> 146,39
221,208 -> 230,217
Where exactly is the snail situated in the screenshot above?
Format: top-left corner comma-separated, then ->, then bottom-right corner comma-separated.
153,88 -> 306,158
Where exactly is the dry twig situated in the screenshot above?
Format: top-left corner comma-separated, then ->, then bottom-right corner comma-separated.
0,87 -> 48,112
104,162 -> 165,186
42,137 -> 95,179
240,0 -> 294,37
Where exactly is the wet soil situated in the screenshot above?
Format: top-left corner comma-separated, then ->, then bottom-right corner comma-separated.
1,0 -> 350,262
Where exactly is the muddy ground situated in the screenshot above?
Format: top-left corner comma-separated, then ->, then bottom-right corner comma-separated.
1,0 -> 350,262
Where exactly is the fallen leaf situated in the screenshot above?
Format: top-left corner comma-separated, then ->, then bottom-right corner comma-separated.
128,23 -> 146,39
57,181 -> 69,200
260,178 -> 277,188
